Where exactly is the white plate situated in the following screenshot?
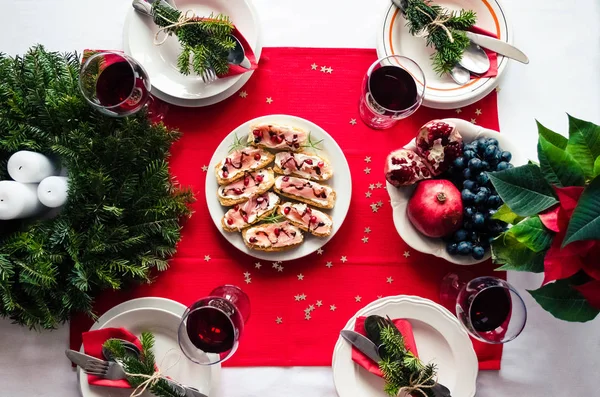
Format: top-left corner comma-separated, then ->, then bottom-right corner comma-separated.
124,0 -> 258,101
332,295 -> 478,397
386,118 -> 528,265
206,115 -> 352,261
78,298 -> 221,397
377,0 -> 511,109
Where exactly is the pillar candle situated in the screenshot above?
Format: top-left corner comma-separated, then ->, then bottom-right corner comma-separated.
0,181 -> 44,220
7,151 -> 57,183
37,176 -> 69,208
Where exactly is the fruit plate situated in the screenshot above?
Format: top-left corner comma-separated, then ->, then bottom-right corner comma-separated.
205,114 -> 352,261
386,118 -> 527,265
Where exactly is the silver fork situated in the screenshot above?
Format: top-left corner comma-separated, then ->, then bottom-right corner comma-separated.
200,67 -> 217,84
83,359 -> 127,380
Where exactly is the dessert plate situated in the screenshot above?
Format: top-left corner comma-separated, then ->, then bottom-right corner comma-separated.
332,295 -> 478,397
386,118 -> 527,265
205,115 -> 352,261
377,0 -> 511,109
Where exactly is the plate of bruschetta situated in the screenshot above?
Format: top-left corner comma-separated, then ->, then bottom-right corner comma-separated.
206,114 -> 352,261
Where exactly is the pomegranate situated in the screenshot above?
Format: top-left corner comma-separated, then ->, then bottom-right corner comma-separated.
407,180 -> 463,238
415,120 -> 463,176
384,149 -> 432,187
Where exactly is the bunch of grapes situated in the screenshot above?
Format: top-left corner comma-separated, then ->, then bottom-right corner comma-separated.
446,137 -> 513,259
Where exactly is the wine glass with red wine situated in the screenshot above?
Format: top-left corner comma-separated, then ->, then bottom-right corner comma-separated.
359,55 -> 426,130
441,274 -> 527,344
79,51 -> 160,118
178,285 -> 251,365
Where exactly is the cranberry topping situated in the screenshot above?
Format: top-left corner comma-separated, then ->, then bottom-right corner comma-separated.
254,153 -> 261,161
284,206 -> 291,215
282,176 -> 290,182
227,218 -> 234,225
309,215 -> 317,224
222,170 -> 229,178
317,161 -> 324,168
249,237 -> 257,243
274,228 -> 281,237
244,177 -> 250,186
255,174 -> 264,183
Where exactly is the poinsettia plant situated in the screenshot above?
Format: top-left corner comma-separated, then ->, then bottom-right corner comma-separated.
488,115 -> 600,322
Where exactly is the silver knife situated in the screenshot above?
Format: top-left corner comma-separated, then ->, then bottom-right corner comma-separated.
65,349 -> 106,368
340,330 -> 381,363
464,32 -> 529,64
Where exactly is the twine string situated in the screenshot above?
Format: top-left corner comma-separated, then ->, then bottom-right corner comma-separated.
415,6 -> 454,43
396,370 -> 437,397
126,348 -> 182,397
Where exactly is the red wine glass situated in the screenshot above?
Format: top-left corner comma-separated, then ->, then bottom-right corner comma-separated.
359,55 -> 426,130
177,285 -> 251,365
440,274 -> 527,344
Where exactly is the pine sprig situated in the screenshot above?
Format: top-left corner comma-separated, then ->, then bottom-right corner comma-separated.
301,132 -> 324,154
228,132 -> 248,153
403,0 -> 477,75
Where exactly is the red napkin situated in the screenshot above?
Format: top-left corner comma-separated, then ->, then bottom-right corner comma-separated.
81,327 -> 142,388
469,26 -> 499,79
351,317 -> 419,377
222,27 -> 258,77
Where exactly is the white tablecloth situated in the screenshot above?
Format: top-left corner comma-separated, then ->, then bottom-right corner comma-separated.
0,0 -> 599,395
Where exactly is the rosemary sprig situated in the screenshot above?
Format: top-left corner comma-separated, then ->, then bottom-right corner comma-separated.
228,132 -> 249,153
262,213 -> 285,223
301,131 -> 324,153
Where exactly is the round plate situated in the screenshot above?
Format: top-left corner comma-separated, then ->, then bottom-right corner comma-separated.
332,295 -> 478,397
124,0 -> 258,100
206,115 -> 352,261
377,0 -> 511,109
386,118 -> 527,265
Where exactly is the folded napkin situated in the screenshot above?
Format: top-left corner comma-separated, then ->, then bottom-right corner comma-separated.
351,317 -> 419,377
469,26 -> 499,79
81,327 -> 142,388
222,26 -> 258,77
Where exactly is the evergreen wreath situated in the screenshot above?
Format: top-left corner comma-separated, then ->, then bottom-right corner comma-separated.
0,46 -> 193,329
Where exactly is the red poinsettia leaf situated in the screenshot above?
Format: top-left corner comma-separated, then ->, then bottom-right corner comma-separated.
554,185 -> 585,214
539,205 -> 560,232
542,229 -> 594,284
582,242 -> 600,281
575,280 -> 600,310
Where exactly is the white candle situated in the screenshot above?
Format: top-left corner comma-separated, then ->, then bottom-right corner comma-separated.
37,176 -> 69,208
0,181 -> 45,220
7,151 -> 57,183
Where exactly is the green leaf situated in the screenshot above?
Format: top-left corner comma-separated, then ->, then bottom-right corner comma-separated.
594,157 -> 600,177
563,175 -> 600,246
536,120 -> 567,149
509,216 -> 553,252
528,278 -> 600,322
565,114 -> 600,177
491,233 -> 545,273
488,164 -> 558,217
492,203 -> 525,224
537,135 -> 585,187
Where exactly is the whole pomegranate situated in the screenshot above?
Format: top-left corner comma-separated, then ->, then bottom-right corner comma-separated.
385,149 -> 433,187
415,120 -> 463,176
407,180 -> 463,238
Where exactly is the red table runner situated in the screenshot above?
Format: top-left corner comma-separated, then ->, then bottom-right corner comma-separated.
71,48 -> 503,370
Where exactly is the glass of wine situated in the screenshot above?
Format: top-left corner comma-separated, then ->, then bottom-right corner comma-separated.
359,55 -> 426,130
441,274 -> 527,344
79,51 -> 163,119
178,285 -> 251,365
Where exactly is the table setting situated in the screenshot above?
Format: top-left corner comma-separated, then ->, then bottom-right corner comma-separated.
0,0 -> 599,396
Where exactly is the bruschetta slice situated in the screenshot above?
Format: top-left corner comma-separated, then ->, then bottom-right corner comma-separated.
277,202 -> 332,237
222,192 -> 280,232
248,123 -> 309,152
274,152 -> 333,181
273,176 -> 336,209
242,221 -> 304,252
215,147 -> 274,186
218,168 -> 275,206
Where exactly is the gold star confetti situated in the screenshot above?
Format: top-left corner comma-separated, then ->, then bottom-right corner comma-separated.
403,251 -> 410,258
365,191 -> 372,198
355,295 -> 362,302
294,295 -> 301,302
244,277 -> 252,284
239,91 -> 248,98
317,248 -> 324,255
376,200 -> 383,208
326,67 -> 333,74
362,236 -> 369,244
387,276 -> 394,284
365,156 -> 372,163
350,118 -> 357,125
326,261 -> 333,268
377,295 -> 383,299
320,66 -> 327,73
308,304 -> 315,311
311,63 -> 318,70
299,293 -> 307,301
276,317 -> 283,324
369,184 -> 376,190
304,307 -> 313,314
244,271 -> 251,278
470,118 -> 477,124
376,182 -> 383,189
364,227 -> 371,234
340,256 -> 348,263
371,203 -> 379,213
277,265 -> 284,272
266,97 -> 273,104
297,273 -> 304,281
201,165 -> 208,172
364,167 -> 371,175
495,86 -> 501,93
475,109 -> 482,116
255,262 -> 262,269
305,313 -> 312,320
316,300 -> 323,307
330,305 -> 337,311
204,255 -> 211,262
272,262 -> 280,269
455,108 -> 462,114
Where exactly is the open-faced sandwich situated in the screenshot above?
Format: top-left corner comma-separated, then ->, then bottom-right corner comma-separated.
274,152 -> 333,181
215,147 -> 274,186
222,192 -> 280,232
277,202 -> 332,237
248,123 -> 309,152
273,175 -> 336,209
218,168 -> 275,206
242,221 -> 304,252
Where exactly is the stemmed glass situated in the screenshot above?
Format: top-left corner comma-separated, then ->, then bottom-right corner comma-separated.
178,285 -> 251,365
359,55 -> 426,129
441,273 -> 527,344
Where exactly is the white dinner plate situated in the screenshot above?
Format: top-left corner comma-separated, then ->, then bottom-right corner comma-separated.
386,118 -> 527,265
124,0 -> 258,101
205,115 -> 352,261
377,0 -> 511,109
332,295 -> 478,397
